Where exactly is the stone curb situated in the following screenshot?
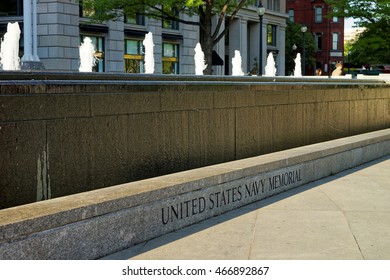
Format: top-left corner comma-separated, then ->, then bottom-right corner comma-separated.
1,128 -> 390,259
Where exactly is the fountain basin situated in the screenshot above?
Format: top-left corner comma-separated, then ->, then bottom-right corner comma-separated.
0,72 -> 389,210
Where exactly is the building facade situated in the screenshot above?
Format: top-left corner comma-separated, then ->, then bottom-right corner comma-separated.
220,0 -> 288,76
287,0 -> 344,75
1,0 -> 287,75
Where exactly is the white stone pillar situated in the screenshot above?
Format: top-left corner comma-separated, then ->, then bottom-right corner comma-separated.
22,0 -> 33,62
240,19 -> 248,73
229,18 -> 242,75
277,24 -> 286,76
32,0 -> 40,61
22,0 -> 43,69
260,19 -> 267,75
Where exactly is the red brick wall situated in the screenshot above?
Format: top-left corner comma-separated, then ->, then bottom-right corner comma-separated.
287,0 -> 345,75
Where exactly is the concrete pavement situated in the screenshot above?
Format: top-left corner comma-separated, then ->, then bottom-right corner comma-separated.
102,155 -> 390,260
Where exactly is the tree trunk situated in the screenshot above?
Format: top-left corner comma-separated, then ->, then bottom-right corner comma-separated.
199,4 -> 214,75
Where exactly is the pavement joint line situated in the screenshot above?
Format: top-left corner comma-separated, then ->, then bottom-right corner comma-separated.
247,208 -> 259,260
345,212 -> 366,260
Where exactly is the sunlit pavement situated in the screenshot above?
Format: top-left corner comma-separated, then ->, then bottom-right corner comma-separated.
102,155 -> 390,260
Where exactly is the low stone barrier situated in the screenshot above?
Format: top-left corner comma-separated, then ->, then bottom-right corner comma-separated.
2,73 -> 390,209
1,128 -> 390,260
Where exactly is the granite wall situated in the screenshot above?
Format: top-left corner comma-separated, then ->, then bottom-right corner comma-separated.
1,74 -> 390,209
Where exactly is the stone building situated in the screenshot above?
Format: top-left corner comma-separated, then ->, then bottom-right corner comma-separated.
0,0 -> 287,75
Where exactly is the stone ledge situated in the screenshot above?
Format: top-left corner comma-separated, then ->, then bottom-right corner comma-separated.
1,128 -> 390,259
0,71 -> 387,84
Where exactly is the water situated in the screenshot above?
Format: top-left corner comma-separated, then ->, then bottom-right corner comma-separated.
194,43 -> 207,75
79,37 -> 96,72
143,32 -> 154,74
0,22 -> 21,70
293,53 -> 302,77
264,52 -> 276,76
231,50 -> 244,76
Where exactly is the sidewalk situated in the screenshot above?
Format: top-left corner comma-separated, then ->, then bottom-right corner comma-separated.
102,155 -> 390,260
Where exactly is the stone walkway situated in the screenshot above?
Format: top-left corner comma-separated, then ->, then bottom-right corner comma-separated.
102,155 -> 390,260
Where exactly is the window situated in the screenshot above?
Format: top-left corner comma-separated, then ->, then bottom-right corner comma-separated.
332,33 -> 339,50
125,14 -> 145,25
315,7 -> 323,23
267,24 -> 277,46
0,0 -> 23,16
79,1 -> 95,18
288,9 -> 294,22
124,39 -> 144,73
267,0 -> 280,12
315,33 -> 322,50
332,7 -> 339,23
162,8 -> 179,30
162,43 -> 179,74
163,19 -> 179,30
80,35 -> 104,72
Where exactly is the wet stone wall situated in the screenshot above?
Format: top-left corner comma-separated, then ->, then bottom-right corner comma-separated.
1,74 -> 390,209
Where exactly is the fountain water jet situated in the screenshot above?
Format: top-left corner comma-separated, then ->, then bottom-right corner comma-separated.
0,22 -> 21,70
264,52 -> 276,76
232,50 -> 244,76
194,43 -> 207,75
79,37 -> 96,72
293,53 -> 302,77
143,32 -> 155,74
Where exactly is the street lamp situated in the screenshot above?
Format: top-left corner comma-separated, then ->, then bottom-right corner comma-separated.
292,44 -> 297,51
301,25 -> 307,76
257,2 -> 266,75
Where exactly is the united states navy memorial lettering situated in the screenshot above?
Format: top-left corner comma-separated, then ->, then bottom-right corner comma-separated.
162,169 -> 302,225
1,73 -> 390,259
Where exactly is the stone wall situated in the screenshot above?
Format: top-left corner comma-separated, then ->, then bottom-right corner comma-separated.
1,74 -> 390,209
1,128 -> 390,259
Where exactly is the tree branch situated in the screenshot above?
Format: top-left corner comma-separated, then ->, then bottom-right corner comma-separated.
140,4 -> 199,26
213,0 -> 248,45
211,0 -> 232,39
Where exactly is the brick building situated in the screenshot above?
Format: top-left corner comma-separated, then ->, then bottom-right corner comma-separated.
287,0 -> 344,75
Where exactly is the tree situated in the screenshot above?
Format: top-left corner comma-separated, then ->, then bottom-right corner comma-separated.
82,0 -> 257,74
348,22 -> 390,66
324,0 -> 390,27
285,21 -> 315,76
325,0 -> 390,66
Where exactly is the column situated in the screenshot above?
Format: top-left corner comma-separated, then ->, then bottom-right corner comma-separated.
22,0 -> 33,62
22,0 -> 44,69
277,24 -> 286,76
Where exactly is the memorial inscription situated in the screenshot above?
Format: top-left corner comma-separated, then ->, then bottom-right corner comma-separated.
161,169 -> 302,225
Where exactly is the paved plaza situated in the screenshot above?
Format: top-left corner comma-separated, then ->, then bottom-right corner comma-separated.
103,155 -> 390,260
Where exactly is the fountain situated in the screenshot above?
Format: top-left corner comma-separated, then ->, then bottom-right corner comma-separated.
231,50 -> 244,76
293,53 -> 302,77
0,22 -> 21,70
194,43 -> 207,75
79,37 -> 96,72
264,52 -> 276,76
143,32 -> 154,74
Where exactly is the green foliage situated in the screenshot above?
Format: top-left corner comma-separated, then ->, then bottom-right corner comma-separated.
81,0 -> 256,24
285,21 -> 316,76
349,21 -> 390,66
325,0 -> 390,66
324,0 -> 390,26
